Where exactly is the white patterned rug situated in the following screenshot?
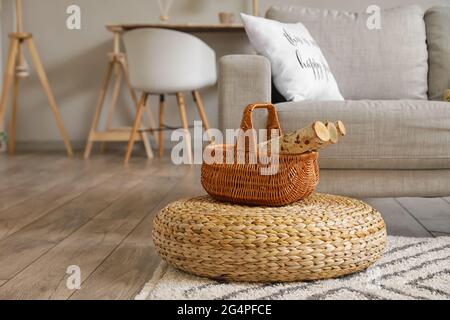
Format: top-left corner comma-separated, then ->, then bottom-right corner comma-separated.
137,236 -> 450,300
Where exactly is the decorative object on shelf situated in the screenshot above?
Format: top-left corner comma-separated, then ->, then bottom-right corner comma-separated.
252,0 -> 259,16
219,12 -> 235,25
153,194 -> 387,282
158,0 -> 174,22
0,0 -> 73,156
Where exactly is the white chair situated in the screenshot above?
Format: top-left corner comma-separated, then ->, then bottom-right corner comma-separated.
123,28 -> 217,163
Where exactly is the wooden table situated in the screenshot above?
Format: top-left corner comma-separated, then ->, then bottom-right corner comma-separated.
106,23 -> 245,33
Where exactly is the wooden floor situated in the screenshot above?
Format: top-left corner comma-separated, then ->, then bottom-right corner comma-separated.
0,152 -> 449,300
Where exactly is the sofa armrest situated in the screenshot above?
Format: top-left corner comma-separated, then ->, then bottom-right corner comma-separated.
219,55 -> 272,130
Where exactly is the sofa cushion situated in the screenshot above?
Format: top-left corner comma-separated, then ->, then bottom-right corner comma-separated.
261,100 -> 450,170
425,6 -> 450,101
241,13 -> 344,102
266,5 -> 429,100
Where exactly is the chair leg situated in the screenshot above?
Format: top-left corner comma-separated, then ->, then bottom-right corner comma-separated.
144,102 -> 157,140
141,97 -> 153,159
176,92 -> 193,164
192,90 -> 212,142
141,130 -> 153,159
119,59 -> 153,159
125,93 -> 148,164
159,95 -> 165,158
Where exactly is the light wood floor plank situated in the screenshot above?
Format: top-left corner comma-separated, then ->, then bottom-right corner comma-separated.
0,154 -> 83,193
69,170 -> 204,300
396,197 -> 450,234
0,161 -> 119,240
1,153 -> 449,299
0,175 -> 178,299
0,155 -> 46,191
0,153 -> 40,174
0,170 -> 144,280
0,155 -> 108,212
364,198 -> 432,237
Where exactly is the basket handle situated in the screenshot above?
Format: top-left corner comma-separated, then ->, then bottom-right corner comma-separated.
240,103 -> 283,139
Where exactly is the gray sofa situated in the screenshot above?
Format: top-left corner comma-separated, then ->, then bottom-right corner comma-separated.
218,5 -> 450,198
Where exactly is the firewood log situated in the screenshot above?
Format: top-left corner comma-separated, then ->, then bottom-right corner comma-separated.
322,122 -> 339,147
335,120 -> 347,137
261,121 -> 347,155
263,121 -> 330,154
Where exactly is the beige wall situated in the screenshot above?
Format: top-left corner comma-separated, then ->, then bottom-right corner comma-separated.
1,0 -> 448,149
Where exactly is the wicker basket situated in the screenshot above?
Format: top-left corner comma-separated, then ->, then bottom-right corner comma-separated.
201,103 -> 319,207
153,194 -> 387,282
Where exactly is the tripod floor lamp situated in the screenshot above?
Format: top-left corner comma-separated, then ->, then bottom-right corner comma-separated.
0,0 -> 73,156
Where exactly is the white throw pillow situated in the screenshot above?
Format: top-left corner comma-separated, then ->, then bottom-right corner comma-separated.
241,13 -> 344,101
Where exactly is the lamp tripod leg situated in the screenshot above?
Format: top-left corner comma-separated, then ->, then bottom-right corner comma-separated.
8,76 -> 20,156
0,38 -> 20,149
26,38 -> 73,157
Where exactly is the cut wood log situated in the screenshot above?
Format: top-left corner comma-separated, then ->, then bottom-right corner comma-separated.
322,122 -> 339,147
263,121 -> 330,155
326,122 -> 339,143
335,120 -> 347,137
261,121 -> 347,155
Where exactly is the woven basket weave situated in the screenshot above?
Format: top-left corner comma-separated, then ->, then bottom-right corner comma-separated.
201,103 -> 319,207
153,194 -> 387,283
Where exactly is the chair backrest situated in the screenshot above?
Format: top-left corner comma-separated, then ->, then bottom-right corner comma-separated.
123,28 -> 217,94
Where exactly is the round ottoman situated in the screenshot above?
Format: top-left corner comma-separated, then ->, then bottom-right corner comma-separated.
152,194 -> 387,282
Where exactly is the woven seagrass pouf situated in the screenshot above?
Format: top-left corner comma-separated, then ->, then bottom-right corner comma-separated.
152,194 -> 387,282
